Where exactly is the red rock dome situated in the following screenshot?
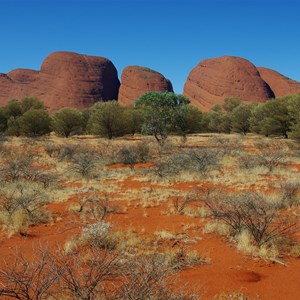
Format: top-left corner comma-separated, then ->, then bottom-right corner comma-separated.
257,67 -> 300,97
183,56 -> 275,111
118,66 -> 173,106
0,51 -> 120,111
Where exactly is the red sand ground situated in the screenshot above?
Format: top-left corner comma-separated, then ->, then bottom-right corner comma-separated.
0,162 -> 300,299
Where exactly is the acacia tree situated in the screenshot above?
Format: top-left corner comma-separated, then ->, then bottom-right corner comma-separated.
249,99 -> 290,138
19,109 -> 51,136
88,101 -> 125,139
51,108 -> 83,137
135,92 -> 190,145
230,103 -> 253,135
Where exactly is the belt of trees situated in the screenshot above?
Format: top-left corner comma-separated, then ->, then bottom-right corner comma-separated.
1,92 -> 300,142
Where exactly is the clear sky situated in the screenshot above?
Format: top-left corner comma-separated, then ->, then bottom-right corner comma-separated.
1,0 -> 299,93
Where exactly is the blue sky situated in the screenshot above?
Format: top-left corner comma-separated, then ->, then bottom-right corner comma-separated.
1,0 -> 299,93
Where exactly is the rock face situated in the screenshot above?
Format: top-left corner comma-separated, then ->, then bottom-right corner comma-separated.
118,66 -> 173,106
7,69 -> 39,83
183,56 -> 275,111
0,51 -> 120,111
257,67 -> 300,97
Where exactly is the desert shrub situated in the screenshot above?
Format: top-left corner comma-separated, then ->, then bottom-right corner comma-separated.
88,101 -> 126,139
0,154 -> 56,188
171,193 -> 198,215
18,109 -> 51,137
52,246 -> 121,300
73,191 -> 116,221
253,141 -> 286,172
212,291 -> 255,300
152,153 -> 186,178
44,143 -> 62,158
238,154 -> 259,170
0,246 -> 57,299
152,149 -> 219,179
209,136 -> 243,156
0,154 -> 34,182
117,142 -> 150,169
0,245 -> 199,300
81,221 -> 118,250
51,108 -> 83,137
203,192 -> 296,248
0,183 -> 50,232
280,180 -> 300,207
186,149 -> 220,176
71,153 -> 98,179
115,254 -> 198,300
152,159 -> 173,178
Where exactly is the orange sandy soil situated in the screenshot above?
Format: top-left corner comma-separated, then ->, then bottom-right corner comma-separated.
0,176 -> 299,300
1,136 -> 300,299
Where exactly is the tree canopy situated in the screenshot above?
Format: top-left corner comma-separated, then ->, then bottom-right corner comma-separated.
135,92 -> 190,145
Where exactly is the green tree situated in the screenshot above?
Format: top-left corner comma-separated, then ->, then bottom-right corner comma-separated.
249,99 -> 290,138
6,116 -> 21,136
231,104 -> 253,135
0,107 -> 7,133
2,99 -> 22,120
19,97 -> 45,114
51,108 -> 83,137
208,105 -> 231,133
135,92 -> 190,145
88,101 -> 125,139
18,109 -> 51,136
175,105 -> 203,135
123,107 -> 144,136
223,97 -> 241,112
286,94 -> 300,140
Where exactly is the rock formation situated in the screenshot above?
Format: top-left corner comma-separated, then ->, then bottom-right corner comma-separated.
0,51 -> 120,111
183,56 -> 275,111
118,66 -> 173,106
257,67 -> 300,97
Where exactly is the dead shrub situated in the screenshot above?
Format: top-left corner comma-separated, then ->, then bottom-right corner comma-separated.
115,254 -> 199,300
0,246 -> 57,299
203,192 -> 296,248
74,192 -> 116,221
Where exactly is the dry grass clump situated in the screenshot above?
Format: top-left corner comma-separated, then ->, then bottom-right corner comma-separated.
202,191 -> 298,260
212,291 -> 258,300
0,182 -> 51,236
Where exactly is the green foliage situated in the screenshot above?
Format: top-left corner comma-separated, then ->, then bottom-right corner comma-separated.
175,105 -> 203,134
51,108 -> 83,137
88,101 -> 125,139
18,109 -> 51,136
223,97 -> 241,112
135,92 -> 190,145
249,99 -> 290,138
0,97 -> 47,136
208,110 -> 231,133
19,97 -> 45,114
3,99 -> 22,119
6,117 -> 21,136
123,107 -> 144,136
286,94 -> 300,141
230,104 -> 253,134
